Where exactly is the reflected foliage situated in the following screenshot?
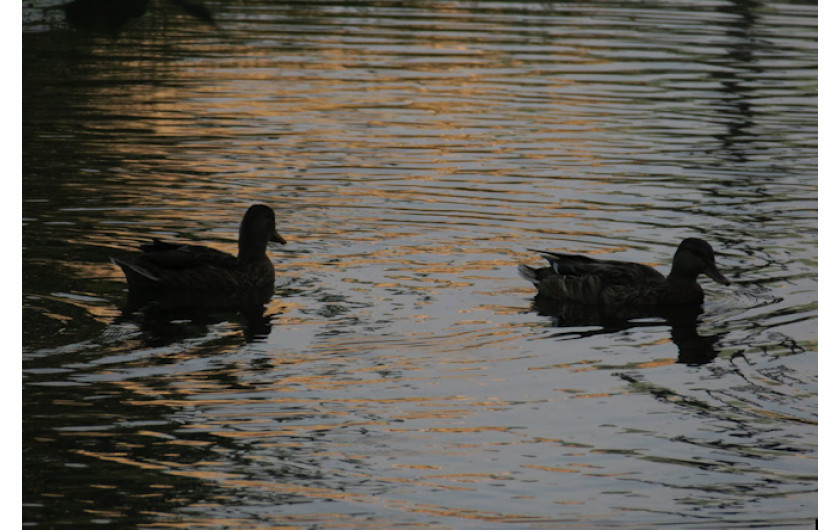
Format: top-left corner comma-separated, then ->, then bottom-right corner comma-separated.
44,0 -> 214,32
23,381 -> 215,527
56,0 -> 149,31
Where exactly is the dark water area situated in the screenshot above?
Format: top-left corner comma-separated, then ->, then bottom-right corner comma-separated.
23,0 -> 816,528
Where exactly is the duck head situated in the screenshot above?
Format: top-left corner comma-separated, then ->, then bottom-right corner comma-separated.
238,204 -> 286,260
670,238 -> 730,285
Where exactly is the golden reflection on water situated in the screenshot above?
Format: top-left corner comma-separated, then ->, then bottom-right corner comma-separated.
22,0 -> 817,527
73,449 -> 169,471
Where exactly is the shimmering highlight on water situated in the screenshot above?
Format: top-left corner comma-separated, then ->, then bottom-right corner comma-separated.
24,0 -> 816,528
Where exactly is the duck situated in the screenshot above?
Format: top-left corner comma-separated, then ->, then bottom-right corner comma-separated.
112,204 -> 286,293
518,237 -> 730,307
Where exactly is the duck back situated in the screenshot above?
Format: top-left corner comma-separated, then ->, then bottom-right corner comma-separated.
113,240 -> 273,292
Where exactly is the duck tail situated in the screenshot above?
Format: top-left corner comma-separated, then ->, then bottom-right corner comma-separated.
110,257 -> 160,282
517,264 -> 540,285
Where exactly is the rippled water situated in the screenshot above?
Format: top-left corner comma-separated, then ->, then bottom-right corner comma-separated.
23,0 -> 817,527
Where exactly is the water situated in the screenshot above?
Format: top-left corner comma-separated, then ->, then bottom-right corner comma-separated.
23,0 -> 817,527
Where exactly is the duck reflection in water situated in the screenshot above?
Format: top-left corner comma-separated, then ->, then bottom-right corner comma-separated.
111,204 -> 287,344
116,289 -> 281,346
519,238 -> 731,364
529,297 -> 724,365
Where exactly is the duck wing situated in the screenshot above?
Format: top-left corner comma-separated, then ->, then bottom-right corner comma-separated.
112,240 -> 242,291
531,249 -> 665,284
138,239 -> 237,270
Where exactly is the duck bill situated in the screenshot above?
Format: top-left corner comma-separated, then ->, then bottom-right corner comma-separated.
705,264 -> 730,285
271,231 -> 287,245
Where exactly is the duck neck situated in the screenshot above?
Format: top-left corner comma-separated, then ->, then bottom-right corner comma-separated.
238,240 -> 267,262
666,271 -> 699,285
665,273 -> 704,304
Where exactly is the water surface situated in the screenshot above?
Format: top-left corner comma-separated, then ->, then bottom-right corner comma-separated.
23,0 -> 817,527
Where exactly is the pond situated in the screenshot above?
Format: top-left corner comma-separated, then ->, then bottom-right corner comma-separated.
23,0 -> 817,528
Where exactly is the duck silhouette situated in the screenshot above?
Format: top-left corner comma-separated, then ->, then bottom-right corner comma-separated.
519,238 -> 730,307
112,204 -> 286,294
